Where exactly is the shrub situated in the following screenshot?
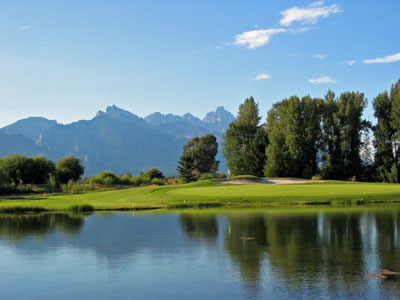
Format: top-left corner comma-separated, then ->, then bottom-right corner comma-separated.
151,178 -> 165,185
89,171 -> 120,185
61,179 -> 75,193
119,174 -> 132,185
144,168 -> 164,180
130,174 -> 151,186
70,204 -> 94,213
215,172 -> 227,179
199,173 -> 212,181
311,174 -> 322,180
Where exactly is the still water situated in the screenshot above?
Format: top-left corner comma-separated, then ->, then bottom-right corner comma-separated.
1,207 -> 400,299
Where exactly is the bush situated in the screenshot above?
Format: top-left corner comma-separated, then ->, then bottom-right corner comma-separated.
144,168 -> 164,180
165,177 -> 183,185
130,174 -> 151,186
61,179 -> 75,193
174,178 -> 184,184
199,173 -> 212,181
89,171 -> 120,185
151,178 -> 165,185
311,174 -> 322,180
0,168 -> 8,186
215,172 -> 227,179
119,173 -> 132,185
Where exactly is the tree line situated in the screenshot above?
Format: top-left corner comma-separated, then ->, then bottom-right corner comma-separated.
0,154 -> 84,187
178,78 -> 400,183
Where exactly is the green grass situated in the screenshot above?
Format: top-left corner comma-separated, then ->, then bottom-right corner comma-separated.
1,180 -> 400,212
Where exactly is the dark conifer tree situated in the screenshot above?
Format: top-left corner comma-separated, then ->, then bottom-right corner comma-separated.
223,97 -> 266,176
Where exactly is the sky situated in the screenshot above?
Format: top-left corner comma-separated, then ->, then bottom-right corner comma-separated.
0,0 -> 399,127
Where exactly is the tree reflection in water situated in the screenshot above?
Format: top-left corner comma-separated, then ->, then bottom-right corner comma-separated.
1,209 -> 400,299
180,209 -> 400,299
179,213 -> 218,242
0,213 -> 85,241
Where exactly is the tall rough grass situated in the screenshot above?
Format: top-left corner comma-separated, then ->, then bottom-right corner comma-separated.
69,204 -> 94,213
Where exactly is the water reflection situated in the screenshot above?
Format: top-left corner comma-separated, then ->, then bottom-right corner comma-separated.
0,213 -> 84,241
1,208 -> 400,299
181,209 -> 400,299
180,213 -> 218,242
225,214 -> 267,295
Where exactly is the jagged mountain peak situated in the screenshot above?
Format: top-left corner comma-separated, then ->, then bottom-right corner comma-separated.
203,106 -> 235,131
216,106 -> 227,112
0,105 -> 233,175
95,105 -> 141,122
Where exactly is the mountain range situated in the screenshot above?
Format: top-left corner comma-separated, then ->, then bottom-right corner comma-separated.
0,106 -> 235,175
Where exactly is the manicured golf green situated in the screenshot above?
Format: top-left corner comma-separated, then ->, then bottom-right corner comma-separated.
1,180 -> 400,212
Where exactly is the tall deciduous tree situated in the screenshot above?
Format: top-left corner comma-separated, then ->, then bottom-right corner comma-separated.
321,92 -> 366,180
177,134 -> 219,182
321,90 -> 342,179
31,155 -> 56,185
373,91 -> 395,182
223,97 -> 267,176
390,79 -> 400,183
0,154 -> 56,185
56,155 -> 84,184
373,79 -> 400,183
265,96 -> 323,178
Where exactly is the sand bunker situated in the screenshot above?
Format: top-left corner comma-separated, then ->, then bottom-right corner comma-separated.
220,178 -> 320,185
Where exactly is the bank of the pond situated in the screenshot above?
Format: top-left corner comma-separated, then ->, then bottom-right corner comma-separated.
1,180 -> 400,212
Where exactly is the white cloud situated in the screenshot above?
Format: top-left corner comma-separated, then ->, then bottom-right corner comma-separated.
253,73 -> 271,80
21,25 -> 31,30
315,54 -> 327,59
280,2 -> 341,26
363,52 -> 400,64
308,76 -> 336,84
310,1 -> 325,7
345,60 -> 357,66
233,28 -> 287,49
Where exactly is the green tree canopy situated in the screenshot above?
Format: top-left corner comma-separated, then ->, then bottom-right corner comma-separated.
0,154 -> 55,185
223,97 -> 267,176
321,91 -> 367,180
177,134 -> 219,182
264,96 -> 323,178
390,79 -> 400,183
144,167 -> 164,180
30,155 -> 56,185
89,171 -> 120,185
373,79 -> 400,182
56,155 -> 84,184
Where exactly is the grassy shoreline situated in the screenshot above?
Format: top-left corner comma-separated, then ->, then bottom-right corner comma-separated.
1,180 -> 400,213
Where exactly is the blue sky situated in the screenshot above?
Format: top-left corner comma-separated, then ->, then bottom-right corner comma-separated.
0,0 -> 399,127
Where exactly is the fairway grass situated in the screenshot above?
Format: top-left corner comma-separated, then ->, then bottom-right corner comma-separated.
1,180 -> 400,212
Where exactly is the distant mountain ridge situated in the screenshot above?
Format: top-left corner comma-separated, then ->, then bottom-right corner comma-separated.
0,105 -> 234,175
0,117 -> 58,142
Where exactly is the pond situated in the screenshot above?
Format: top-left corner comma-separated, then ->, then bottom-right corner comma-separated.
1,206 -> 400,299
